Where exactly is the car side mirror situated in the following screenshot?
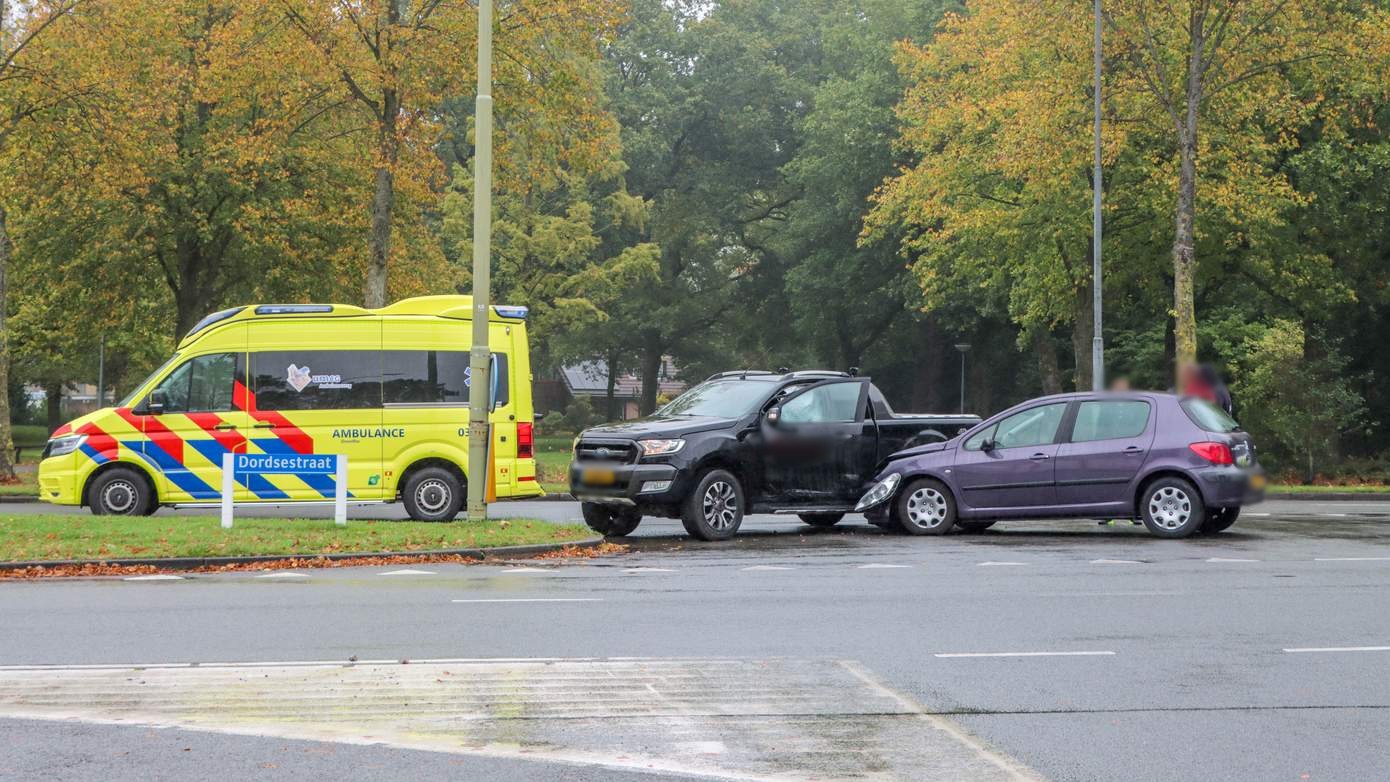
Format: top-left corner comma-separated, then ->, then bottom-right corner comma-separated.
765,407 -> 781,426
145,389 -> 167,415
980,438 -> 996,452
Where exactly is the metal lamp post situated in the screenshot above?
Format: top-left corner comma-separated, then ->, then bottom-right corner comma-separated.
954,343 -> 971,414
1091,0 -> 1104,390
466,0 -> 494,522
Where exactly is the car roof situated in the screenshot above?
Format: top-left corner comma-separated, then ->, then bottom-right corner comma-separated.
702,370 -> 851,383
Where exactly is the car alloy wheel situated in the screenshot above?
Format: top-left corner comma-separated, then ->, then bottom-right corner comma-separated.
702,480 -> 739,531
1147,486 -> 1192,531
905,486 -> 949,530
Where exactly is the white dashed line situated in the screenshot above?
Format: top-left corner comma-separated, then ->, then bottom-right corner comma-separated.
1283,646 -> 1390,654
934,650 -> 1115,658
377,569 -> 436,576
856,564 -> 909,569
623,568 -> 676,574
1245,512 -> 1270,517
1091,559 -> 1142,564
122,575 -> 184,581
1206,557 -> 1259,563
255,572 -> 309,579
1323,513 -> 1349,518
1313,557 -> 1390,562
977,561 -> 1027,567
500,567 -> 553,574
741,565 -> 793,571
451,598 -> 603,604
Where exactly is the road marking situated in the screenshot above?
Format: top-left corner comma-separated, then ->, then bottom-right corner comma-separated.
1314,557 -> 1390,562
122,575 -> 184,581
978,561 -> 1027,567
1091,559 -> 1141,564
857,563 -> 909,569
500,567 -> 553,574
623,567 -> 675,573
1245,512 -> 1270,517
1283,646 -> 1390,654
1323,513 -> 1349,517
377,569 -> 435,576
255,572 -> 309,579
741,565 -> 792,571
933,650 -> 1115,658
1206,557 -> 1259,563
451,598 -> 603,604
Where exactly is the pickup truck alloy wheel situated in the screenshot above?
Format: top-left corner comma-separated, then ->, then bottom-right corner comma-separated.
581,503 -> 643,537
681,469 -> 745,541
1139,477 -> 1205,538
1201,506 -> 1240,534
896,478 -> 955,536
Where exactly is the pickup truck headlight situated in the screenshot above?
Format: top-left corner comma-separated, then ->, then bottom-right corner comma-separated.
854,473 -> 901,512
45,434 -> 87,458
638,438 -> 685,457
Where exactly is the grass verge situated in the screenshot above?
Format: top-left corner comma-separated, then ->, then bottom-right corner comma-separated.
1269,483 -> 1390,494
536,435 -> 572,495
0,514 -> 592,563
0,472 -> 37,496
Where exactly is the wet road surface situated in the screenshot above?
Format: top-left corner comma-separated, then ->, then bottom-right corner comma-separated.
1,498 -> 1388,780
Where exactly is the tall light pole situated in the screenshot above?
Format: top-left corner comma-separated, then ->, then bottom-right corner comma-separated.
466,0 -> 494,522
1091,0 -> 1104,390
954,343 -> 971,414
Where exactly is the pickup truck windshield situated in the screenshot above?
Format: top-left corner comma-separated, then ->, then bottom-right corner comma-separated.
657,379 -> 773,418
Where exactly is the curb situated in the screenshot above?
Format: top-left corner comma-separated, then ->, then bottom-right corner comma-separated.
0,536 -> 606,572
0,496 -> 37,503
1265,492 -> 1390,502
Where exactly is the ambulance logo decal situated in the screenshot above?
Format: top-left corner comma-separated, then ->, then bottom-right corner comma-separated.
286,364 -> 312,393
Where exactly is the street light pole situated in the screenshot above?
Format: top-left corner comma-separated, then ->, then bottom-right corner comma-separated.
954,343 -> 971,414
465,0 -> 494,522
1091,0 -> 1104,390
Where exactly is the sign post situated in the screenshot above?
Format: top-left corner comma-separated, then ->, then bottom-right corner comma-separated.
220,453 -> 347,528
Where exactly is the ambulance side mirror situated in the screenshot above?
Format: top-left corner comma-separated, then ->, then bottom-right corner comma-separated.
145,389 -> 167,415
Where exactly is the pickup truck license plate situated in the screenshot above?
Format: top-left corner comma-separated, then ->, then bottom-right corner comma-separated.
582,467 -> 616,486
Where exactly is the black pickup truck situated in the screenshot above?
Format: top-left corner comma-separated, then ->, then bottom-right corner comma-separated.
570,370 -> 980,540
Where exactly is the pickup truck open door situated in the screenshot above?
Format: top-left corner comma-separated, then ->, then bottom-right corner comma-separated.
760,378 -> 875,505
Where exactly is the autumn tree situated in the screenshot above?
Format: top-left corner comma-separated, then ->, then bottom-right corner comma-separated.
281,0 -> 623,307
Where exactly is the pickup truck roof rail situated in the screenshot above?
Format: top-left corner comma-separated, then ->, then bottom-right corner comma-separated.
703,369 -> 852,382
705,370 -> 777,381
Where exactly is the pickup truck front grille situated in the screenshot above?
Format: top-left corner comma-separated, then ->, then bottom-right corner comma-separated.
575,440 -> 639,464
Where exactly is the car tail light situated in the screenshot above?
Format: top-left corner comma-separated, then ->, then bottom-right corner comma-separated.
1189,441 -> 1233,465
517,421 -> 534,459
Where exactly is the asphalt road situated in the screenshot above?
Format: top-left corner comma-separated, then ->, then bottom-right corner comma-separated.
2,498 -> 1389,781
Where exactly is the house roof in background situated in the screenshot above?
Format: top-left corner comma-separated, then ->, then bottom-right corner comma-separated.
561,359 -> 687,398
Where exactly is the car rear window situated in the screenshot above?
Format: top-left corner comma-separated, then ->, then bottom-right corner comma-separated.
1181,398 -> 1240,433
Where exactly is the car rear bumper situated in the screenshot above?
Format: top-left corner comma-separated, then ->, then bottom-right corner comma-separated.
570,461 -> 683,506
1193,465 -> 1265,507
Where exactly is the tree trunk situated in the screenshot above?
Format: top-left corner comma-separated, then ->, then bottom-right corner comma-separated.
639,335 -> 662,415
364,87 -> 399,309
1171,24 -> 1204,369
1032,325 -> 1063,395
0,206 -> 16,481
1071,285 -> 1094,391
604,349 -> 619,422
45,381 -> 63,434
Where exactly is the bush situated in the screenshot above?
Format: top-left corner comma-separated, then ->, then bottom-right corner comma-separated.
557,397 -> 600,434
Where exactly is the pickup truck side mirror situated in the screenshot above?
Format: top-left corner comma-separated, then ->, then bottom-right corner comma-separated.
765,407 -> 781,426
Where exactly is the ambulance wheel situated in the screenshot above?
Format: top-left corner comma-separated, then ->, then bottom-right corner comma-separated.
403,467 -> 464,522
89,468 -> 155,516
581,503 -> 642,537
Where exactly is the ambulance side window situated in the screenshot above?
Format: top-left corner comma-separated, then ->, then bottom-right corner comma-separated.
380,350 -> 509,407
151,353 -> 239,413
251,350 -> 383,411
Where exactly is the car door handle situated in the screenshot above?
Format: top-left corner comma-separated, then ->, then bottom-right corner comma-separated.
1029,452 -> 1050,461
253,422 -> 275,429
1122,446 -> 1144,455
213,423 -> 237,431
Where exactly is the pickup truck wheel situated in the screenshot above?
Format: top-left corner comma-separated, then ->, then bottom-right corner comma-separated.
681,469 -> 744,541
1200,506 -> 1240,534
895,478 -> 956,536
798,513 -> 844,528
581,503 -> 643,537
955,520 -> 995,533
1139,476 -> 1205,538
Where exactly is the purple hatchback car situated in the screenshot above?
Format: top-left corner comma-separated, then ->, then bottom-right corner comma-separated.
855,392 -> 1264,538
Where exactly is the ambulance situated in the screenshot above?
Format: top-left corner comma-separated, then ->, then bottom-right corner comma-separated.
37,295 -> 541,521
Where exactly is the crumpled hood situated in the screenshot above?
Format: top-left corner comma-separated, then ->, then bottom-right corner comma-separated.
580,415 -> 735,440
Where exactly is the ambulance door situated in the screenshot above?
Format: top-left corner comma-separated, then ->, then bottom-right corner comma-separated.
380,318 -> 474,495
244,320 -> 385,501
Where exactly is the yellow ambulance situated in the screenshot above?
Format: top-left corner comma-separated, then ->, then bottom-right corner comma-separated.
37,295 -> 541,521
